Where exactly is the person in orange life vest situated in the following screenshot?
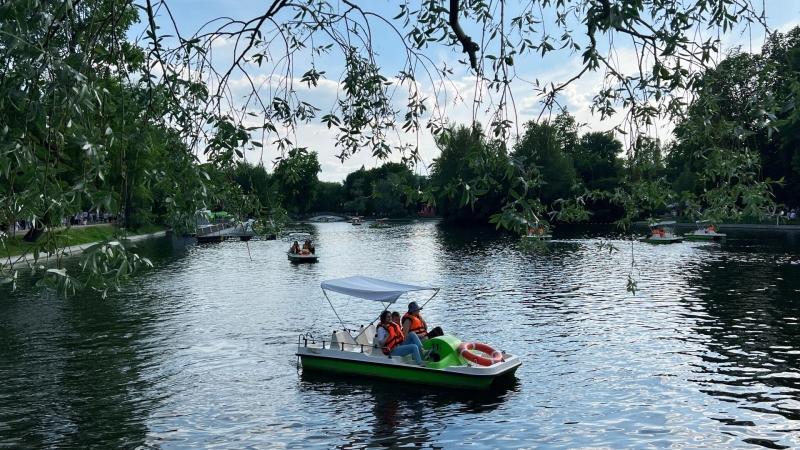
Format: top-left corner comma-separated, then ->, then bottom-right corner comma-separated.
375,310 -> 429,365
391,311 -> 402,326
402,301 -> 428,340
709,225 -> 714,231
538,227 -> 543,234
402,301 -> 445,341
659,230 -> 665,237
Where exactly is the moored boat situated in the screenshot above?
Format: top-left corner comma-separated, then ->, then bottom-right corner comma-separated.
296,276 -> 521,389
640,220 -> 683,244
684,220 -> 726,240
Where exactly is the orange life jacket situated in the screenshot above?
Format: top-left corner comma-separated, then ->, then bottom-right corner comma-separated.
380,321 -> 404,354
402,313 -> 427,338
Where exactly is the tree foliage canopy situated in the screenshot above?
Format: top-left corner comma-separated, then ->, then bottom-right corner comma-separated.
1,0 -> 795,295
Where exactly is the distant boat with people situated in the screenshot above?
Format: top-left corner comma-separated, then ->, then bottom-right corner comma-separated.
369,218 -> 390,229
523,226 -> 552,240
641,221 -> 683,244
287,232 -> 318,262
684,220 -> 726,240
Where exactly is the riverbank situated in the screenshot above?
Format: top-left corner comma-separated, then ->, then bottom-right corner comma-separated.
1,224 -> 169,268
636,221 -> 800,231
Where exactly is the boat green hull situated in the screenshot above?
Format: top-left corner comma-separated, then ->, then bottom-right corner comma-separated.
640,238 -> 682,244
298,353 -> 518,389
288,254 -> 318,262
684,234 -> 724,240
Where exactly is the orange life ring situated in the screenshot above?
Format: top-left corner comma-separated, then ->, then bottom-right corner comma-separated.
457,341 -> 503,366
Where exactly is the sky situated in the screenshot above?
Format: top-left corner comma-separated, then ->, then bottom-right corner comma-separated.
132,0 -> 800,183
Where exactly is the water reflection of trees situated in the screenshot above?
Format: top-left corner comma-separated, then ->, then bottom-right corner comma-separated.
299,372 -> 517,448
682,233 -> 800,422
0,286 -> 161,447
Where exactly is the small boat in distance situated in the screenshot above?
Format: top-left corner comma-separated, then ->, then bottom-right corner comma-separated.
523,226 -> 552,240
296,276 -> 521,389
369,218 -> 391,229
640,221 -> 684,244
684,220 -> 726,240
287,232 -> 318,262
349,216 -> 362,226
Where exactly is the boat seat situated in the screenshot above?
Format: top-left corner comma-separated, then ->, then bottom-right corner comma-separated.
355,324 -> 376,347
330,330 -> 358,351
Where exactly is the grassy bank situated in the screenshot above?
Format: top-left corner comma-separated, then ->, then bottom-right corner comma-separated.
2,223 -> 169,260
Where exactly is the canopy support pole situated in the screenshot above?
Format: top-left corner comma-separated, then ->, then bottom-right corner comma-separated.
323,290 -> 347,331
421,288 -> 441,309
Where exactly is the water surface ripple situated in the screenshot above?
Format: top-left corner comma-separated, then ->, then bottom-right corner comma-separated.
2,222 -> 800,448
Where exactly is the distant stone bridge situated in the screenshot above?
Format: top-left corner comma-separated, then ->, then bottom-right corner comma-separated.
306,212 -> 347,222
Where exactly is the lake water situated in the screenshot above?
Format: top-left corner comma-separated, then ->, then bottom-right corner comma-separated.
2,221 -> 800,448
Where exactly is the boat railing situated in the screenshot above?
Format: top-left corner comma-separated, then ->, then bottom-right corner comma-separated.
297,332 -> 377,354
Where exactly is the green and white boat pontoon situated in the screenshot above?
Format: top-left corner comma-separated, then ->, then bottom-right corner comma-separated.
684,220 -> 726,240
523,229 -> 552,240
640,220 -> 684,244
369,218 -> 391,229
296,276 -> 522,390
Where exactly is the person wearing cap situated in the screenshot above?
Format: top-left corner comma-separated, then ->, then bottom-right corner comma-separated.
403,301 -> 445,341
402,301 -> 433,342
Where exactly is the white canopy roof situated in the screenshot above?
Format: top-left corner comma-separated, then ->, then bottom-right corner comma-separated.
649,220 -> 676,227
321,276 -> 437,303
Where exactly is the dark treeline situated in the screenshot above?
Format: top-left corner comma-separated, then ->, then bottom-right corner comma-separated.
430,114 -> 626,225
313,162 -> 427,217
426,27 -> 800,225
231,160 -> 424,218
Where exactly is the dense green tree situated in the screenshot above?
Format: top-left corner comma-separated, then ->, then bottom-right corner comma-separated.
512,117 -> 579,206
373,173 -> 409,217
343,178 -> 367,215
430,124 -> 508,225
340,162 -> 416,216
575,132 -> 623,187
663,29 -> 800,221
572,131 -> 625,221
232,161 -> 275,207
0,0 -> 222,295
313,182 -> 346,213
272,149 -> 321,214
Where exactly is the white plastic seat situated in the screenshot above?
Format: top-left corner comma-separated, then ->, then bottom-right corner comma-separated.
355,324 -> 376,347
329,330 -> 358,351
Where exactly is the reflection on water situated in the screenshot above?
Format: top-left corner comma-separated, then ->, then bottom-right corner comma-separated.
1,222 -> 800,448
298,372 -> 517,448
